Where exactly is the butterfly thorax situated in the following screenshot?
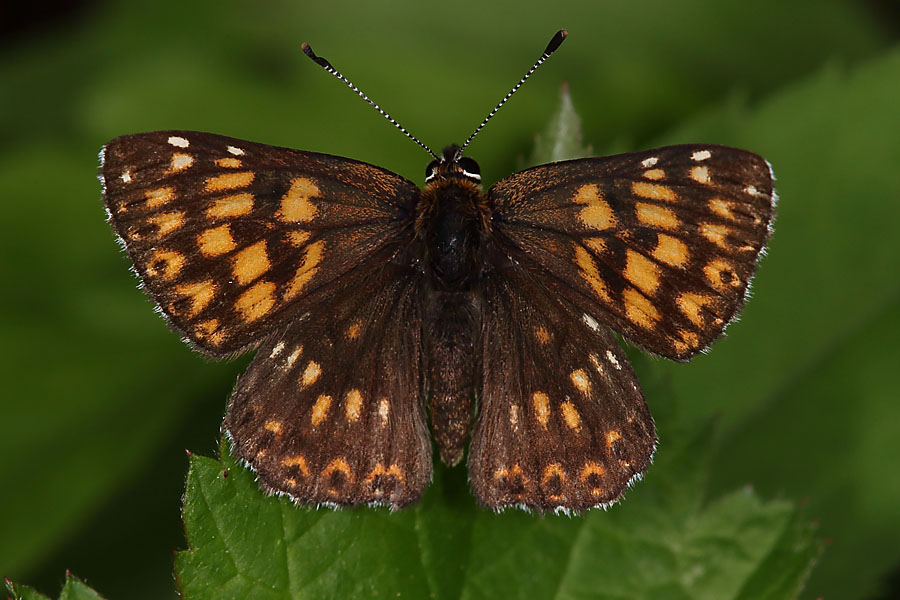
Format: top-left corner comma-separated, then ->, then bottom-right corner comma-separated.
416,147 -> 489,465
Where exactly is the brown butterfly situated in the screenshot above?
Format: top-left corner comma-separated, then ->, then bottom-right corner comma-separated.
100,30 -> 775,512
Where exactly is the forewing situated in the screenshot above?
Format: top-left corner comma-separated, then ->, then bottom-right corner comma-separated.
100,131 -> 418,357
224,259 -> 430,508
489,145 -> 775,360
470,262 -> 656,512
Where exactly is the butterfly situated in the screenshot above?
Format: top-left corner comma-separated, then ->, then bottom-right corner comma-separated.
99,31 -> 775,512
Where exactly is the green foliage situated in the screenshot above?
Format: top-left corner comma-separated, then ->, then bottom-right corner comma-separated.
1,0 -> 898,598
5,574 -> 106,600
174,385 -> 818,599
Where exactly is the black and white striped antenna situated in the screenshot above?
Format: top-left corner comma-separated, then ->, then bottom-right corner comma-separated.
302,29 -> 568,163
455,29 -> 568,160
302,42 -> 439,160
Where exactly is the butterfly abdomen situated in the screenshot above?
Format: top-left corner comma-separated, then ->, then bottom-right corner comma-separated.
417,178 -> 489,465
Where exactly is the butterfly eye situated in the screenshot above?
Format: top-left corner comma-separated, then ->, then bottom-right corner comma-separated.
458,157 -> 481,181
425,160 -> 440,182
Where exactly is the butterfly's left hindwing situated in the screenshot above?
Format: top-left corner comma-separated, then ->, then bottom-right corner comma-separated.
489,144 -> 775,361
225,258 -> 431,509
101,131 -> 418,357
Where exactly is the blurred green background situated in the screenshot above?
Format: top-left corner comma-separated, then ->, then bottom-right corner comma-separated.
1,0 -> 899,598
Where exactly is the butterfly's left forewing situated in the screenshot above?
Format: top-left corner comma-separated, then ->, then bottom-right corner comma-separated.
101,131 -> 419,357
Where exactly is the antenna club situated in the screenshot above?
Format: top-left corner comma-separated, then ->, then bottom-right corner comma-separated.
544,30 -> 568,56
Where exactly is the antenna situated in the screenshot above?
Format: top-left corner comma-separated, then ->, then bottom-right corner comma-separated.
302,42 -> 439,160
455,29 -> 568,159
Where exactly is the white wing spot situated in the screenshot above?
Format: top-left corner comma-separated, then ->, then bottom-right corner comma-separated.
227,145 -> 245,156
745,185 -> 759,195
120,170 -> 132,183
691,149 -> 712,161
269,341 -> 285,359
641,157 -> 658,167
606,350 -> 621,370
582,313 -> 600,332
167,136 -> 189,148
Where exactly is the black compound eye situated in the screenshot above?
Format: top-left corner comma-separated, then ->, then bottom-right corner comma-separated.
458,157 -> 481,179
425,159 -> 440,181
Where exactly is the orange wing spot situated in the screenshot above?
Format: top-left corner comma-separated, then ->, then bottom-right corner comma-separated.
535,326 -> 551,345
285,345 -> 303,367
311,394 -> 332,426
301,361 -> 321,387
285,240 -> 325,300
215,157 -> 242,168
700,222 -> 732,249
235,280 -> 276,322
574,184 -> 616,230
264,419 -> 284,435
584,237 -> 607,255
580,462 -> 607,496
148,211 -> 184,237
704,258 -> 741,292
605,430 -> 623,449
169,153 -> 193,172
285,477 -> 298,487
642,168 -> 665,180
322,458 -> 353,491
690,165 -> 711,184
632,181 -> 677,202
346,321 -> 362,339
281,455 -> 310,477
232,241 -> 270,285
286,230 -> 311,247
278,177 -> 319,222
509,404 -> 519,428
207,193 -> 254,218
625,250 -> 661,295
570,369 -> 590,394
147,249 -> 185,281
176,279 -> 216,317
197,225 -> 236,257
636,202 -> 680,229
532,392 -> 550,428
365,463 -> 405,483
674,330 -> 702,354
589,353 -> 605,376
145,186 -> 175,208
574,245 -> 610,301
560,401 -> 582,432
623,287 -> 661,329
344,389 -> 363,422
205,171 -> 254,192
494,463 -> 527,482
194,319 -> 225,346
377,398 -> 390,426
678,292 -> 714,327
652,234 -> 689,267
541,463 -> 568,499
709,198 -> 737,221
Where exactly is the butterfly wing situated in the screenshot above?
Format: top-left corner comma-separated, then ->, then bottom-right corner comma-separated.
488,144 -> 776,360
470,260 -> 655,511
100,131 -> 419,357
224,256 -> 430,508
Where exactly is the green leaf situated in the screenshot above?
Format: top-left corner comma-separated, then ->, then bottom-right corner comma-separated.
176,361 -> 819,599
5,574 -> 106,600
527,83 -> 592,165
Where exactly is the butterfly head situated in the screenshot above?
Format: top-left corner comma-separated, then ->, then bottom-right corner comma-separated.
425,145 -> 481,187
